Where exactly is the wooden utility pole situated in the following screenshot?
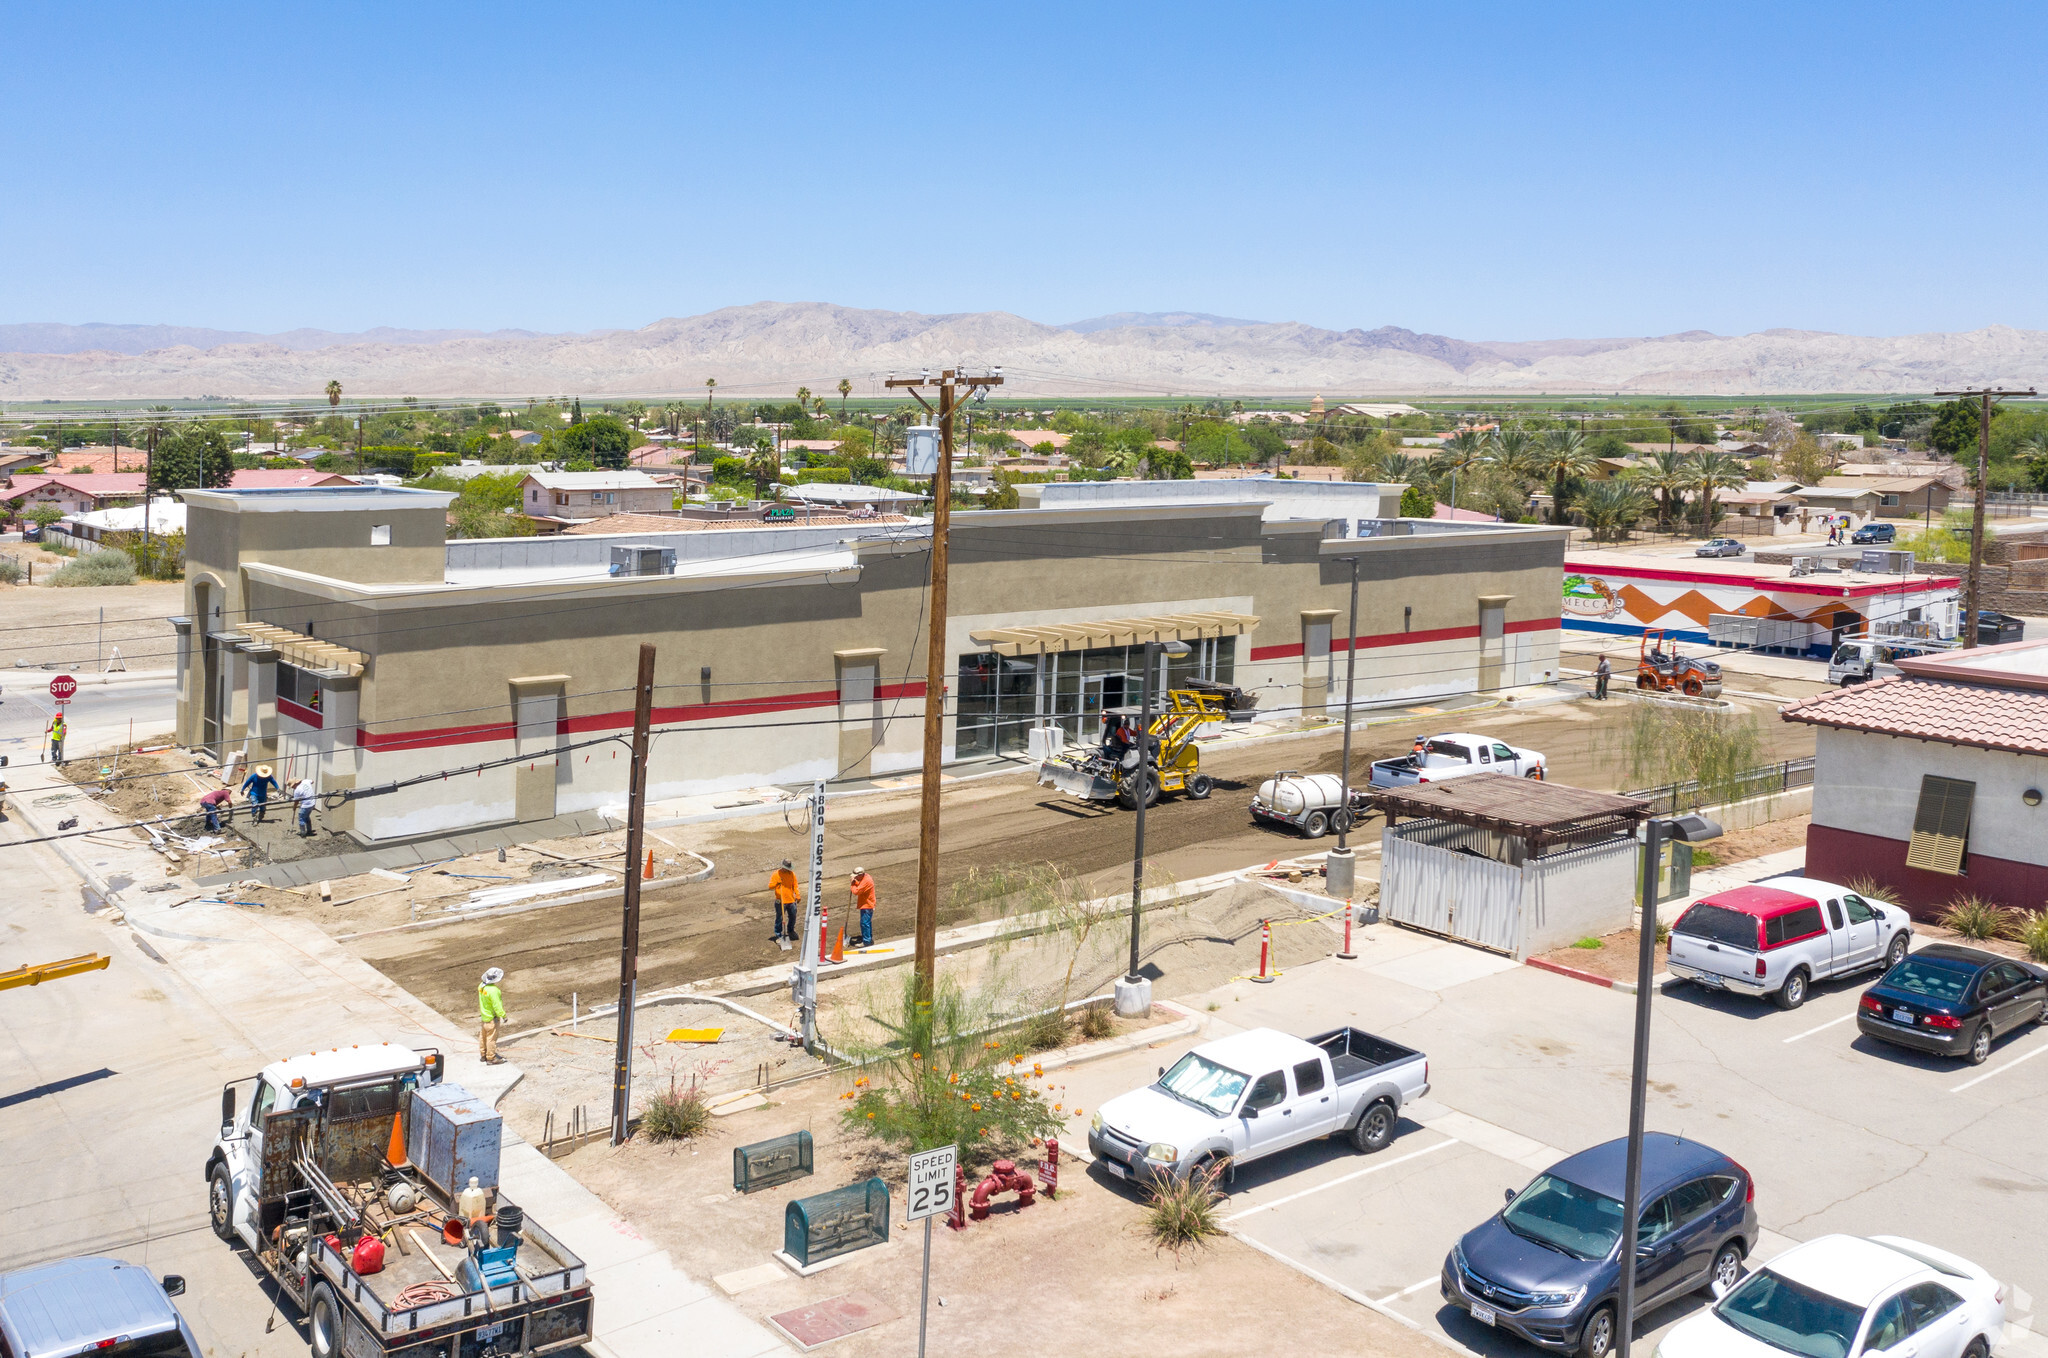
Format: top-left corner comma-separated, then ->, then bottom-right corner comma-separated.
883,367 -> 1003,997
610,643 -> 658,1145
1934,386 -> 2036,647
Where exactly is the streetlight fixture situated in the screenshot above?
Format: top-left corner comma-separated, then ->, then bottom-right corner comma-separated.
1615,809 -> 1722,1358
1118,636 -> 1191,1019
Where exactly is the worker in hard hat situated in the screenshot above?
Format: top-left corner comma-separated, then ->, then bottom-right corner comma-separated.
769,859 -> 801,943
849,867 -> 877,947
478,967 -> 508,1064
46,712 -> 66,766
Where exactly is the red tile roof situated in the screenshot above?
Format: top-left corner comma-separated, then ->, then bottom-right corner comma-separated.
1781,674 -> 2048,756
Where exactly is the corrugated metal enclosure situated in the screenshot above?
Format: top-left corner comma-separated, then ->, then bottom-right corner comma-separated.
1379,818 -> 1639,958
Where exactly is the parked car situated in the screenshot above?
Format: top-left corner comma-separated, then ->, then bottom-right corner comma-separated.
1442,1133 -> 1758,1358
1087,1027 -> 1428,1186
1250,771 -> 1371,837
1369,733 -> 1546,789
1666,878 -> 1913,1010
0,1256 -> 196,1358
1695,538 -> 1745,558
1852,521 -> 1897,544
1655,1234 -> 2007,1358
1856,943 -> 2048,1065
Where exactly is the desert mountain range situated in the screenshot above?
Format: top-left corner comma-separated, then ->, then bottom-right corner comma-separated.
3,303 -> 2046,399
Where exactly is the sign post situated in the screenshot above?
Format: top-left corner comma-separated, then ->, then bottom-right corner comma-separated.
906,1144 -> 957,1358
793,779 -> 826,1052
49,675 -> 77,704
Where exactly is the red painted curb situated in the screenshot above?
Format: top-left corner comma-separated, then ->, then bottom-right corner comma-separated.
1525,956 -> 1615,988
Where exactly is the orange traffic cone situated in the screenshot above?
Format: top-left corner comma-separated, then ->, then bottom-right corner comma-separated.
644,849 -> 655,879
830,926 -> 845,965
385,1111 -> 408,1168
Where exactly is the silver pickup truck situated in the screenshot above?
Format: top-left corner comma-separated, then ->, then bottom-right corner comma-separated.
1087,1026 -> 1429,1185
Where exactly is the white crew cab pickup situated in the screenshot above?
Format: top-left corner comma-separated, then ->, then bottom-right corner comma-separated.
1369,733 -> 1546,789
1087,1027 -> 1428,1185
1667,877 -> 1914,1010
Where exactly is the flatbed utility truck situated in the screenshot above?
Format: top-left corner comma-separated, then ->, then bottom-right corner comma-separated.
205,1043 -> 593,1358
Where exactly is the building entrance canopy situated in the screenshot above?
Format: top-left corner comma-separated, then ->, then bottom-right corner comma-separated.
968,610 -> 1258,657
236,621 -> 367,677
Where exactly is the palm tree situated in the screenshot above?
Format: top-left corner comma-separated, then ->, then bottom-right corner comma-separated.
838,378 -> 852,419
795,386 -> 811,415
1533,430 -> 1598,525
1434,430 -> 1487,511
325,380 -> 342,408
2018,435 -> 2048,488
1576,480 -> 1654,543
1380,451 -> 1431,494
705,376 -> 717,413
1487,428 -> 1536,479
1635,449 -> 1694,530
1684,450 -> 1750,532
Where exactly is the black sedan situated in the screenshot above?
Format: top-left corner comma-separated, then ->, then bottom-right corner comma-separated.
1857,943 -> 2048,1064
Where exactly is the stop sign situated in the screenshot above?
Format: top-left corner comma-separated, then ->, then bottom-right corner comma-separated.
49,674 -> 77,702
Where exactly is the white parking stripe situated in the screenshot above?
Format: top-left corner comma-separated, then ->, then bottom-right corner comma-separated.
1374,1277 -> 1444,1306
1229,1231 -> 1478,1355
1784,1013 -> 1857,1043
1222,1137 -> 1459,1223
1951,1039 -> 2048,1093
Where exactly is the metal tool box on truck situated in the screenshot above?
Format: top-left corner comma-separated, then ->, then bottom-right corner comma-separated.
406,1081 -> 501,1198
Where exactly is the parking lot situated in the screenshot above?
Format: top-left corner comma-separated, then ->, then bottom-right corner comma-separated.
1056,915 -> 2048,1358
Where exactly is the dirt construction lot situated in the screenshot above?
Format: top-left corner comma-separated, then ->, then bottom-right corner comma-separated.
336,692 -> 1818,1031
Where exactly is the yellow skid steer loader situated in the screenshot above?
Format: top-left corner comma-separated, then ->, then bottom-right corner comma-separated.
1037,684 -> 1252,809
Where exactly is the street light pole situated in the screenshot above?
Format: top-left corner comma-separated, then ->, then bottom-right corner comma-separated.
1328,556 -> 1361,906
1120,637 -> 1188,1018
1615,810 -> 1719,1358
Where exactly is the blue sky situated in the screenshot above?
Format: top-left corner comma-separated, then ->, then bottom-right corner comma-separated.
5,1 -> 2045,341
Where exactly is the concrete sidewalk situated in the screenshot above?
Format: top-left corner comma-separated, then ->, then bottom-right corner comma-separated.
6,725 -> 789,1357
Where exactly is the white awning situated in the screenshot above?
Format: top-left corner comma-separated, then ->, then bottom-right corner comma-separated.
968,610 -> 1259,657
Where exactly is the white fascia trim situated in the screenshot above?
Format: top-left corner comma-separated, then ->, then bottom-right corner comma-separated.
1317,525 -> 1571,556
182,488 -> 459,512
955,503 -> 1266,528
243,551 -> 861,609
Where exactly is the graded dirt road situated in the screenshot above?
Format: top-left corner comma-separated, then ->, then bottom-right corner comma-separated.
352,691 -> 1818,1028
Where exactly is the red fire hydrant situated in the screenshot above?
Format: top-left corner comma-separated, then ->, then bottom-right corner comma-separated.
1038,1138 -> 1060,1199
968,1159 -> 1037,1221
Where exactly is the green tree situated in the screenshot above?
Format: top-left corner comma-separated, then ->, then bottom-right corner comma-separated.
846,455 -> 890,484
1633,449 -> 1694,529
569,397 -> 584,425
1684,450 -> 1749,530
1533,430 -> 1598,525
1575,479 -> 1652,543
1777,433 -> 1833,486
325,380 -> 342,407
837,377 -> 852,419
1433,431 -> 1487,509
1931,399 -> 1978,458
1147,446 -> 1194,480
1399,483 -> 1434,517
557,414 -> 631,469
151,425 -> 233,491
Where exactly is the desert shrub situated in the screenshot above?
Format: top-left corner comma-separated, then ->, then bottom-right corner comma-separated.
48,549 -> 136,587
1078,1003 -> 1114,1040
0,558 -> 21,585
1939,895 -> 2015,941
1145,1163 -> 1227,1256
1847,876 -> 1901,907
840,972 -> 1065,1167
2013,910 -> 2048,963
1022,1007 -> 1070,1051
640,1076 -> 709,1142
1572,937 -> 1604,950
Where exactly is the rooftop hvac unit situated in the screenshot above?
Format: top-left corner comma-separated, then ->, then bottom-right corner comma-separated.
905,425 -> 940,476
609,544 -> 677,577
1857,549 -> 1916,575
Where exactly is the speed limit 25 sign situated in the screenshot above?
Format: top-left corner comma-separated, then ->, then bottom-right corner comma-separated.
906,1145 -> 957,1221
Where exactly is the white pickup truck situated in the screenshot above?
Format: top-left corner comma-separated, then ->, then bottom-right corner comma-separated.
1369,733 -> 1546,789
1087,1027 -> 1429,1185
1667,877 -> 1914,1010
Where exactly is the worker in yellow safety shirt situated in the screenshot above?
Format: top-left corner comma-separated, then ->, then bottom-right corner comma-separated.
769,859 -> 801,943
478,967 -> 508,1064
47,713 -> 67,765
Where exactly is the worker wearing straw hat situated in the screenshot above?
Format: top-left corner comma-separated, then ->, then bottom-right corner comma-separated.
240,763 -> 280,823
478,967 -> 508,1063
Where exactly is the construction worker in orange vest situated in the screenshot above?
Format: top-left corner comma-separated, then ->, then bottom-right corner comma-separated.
849,868 -> 877,947
769,859 -> 801,943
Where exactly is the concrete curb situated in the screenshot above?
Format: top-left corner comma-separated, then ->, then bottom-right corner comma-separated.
1525,955 -> 1634,994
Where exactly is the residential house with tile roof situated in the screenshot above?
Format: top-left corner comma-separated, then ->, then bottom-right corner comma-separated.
1783,638 -> 2048,915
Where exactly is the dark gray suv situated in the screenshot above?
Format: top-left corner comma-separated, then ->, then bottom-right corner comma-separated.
1442,1134 -> 1758,1358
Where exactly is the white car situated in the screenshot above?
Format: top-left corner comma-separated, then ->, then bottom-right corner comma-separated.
1657,1235 -> 2007,1358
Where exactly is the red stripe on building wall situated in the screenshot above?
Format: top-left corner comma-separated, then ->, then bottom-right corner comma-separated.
277,697 -> 322,728
1250,616 -> 1560,662
1805,821 -> 2048,920
354,681 -> 928,753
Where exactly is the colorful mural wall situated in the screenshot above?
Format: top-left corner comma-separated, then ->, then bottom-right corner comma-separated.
1562,560 -> 1959,655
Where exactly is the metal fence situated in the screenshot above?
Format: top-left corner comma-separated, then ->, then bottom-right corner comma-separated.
1622,756 -> 1815,818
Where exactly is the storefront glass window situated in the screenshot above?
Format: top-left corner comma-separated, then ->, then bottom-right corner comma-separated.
954,639 -> 1235,759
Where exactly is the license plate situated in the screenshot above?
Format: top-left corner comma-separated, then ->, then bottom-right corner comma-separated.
1893,1008 -> 1914,1024
1471,1303 -> 1497,1327
1693,973 -> 1725,989
1103,1159 -> 1127,1180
